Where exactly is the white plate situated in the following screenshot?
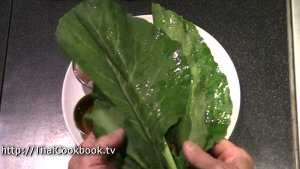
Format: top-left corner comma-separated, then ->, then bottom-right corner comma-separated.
62,15 -> 241,145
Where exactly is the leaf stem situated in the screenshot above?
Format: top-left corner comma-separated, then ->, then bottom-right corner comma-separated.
162,138 -> 177,169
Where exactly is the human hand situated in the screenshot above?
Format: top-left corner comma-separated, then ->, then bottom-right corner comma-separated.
183,139 -> 254,169
68,128 -> 124,169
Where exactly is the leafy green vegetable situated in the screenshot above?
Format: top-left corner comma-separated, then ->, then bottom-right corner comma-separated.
56,0 -> 191,168
152,4 -> 232,151
56,0 -> 232,168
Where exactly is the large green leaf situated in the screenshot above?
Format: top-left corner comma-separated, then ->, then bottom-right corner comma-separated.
152,4 -> 233,151
56,0 -> 233,168
56,0 -> 191,168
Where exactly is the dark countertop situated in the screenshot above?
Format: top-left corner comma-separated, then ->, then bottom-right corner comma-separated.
0,0 -> 11,93
0,0 -> 296,169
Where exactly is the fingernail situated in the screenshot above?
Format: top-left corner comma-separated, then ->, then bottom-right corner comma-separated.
89,132 -> 96,138
113,128 -> 124,135
184,141 -> 195,151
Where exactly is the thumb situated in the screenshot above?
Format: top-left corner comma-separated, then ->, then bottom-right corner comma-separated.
95,128 -> 125,149
183,141 -> 220,169
80,133 -> 97,148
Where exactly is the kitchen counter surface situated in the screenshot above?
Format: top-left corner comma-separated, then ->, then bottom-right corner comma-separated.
0,0 -> 11,93
0,0 -> 297,168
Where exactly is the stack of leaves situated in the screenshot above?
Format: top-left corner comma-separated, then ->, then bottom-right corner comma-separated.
56,0 -> 232,168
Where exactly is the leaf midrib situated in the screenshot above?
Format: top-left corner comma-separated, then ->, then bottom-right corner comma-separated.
75,9 -> 167,168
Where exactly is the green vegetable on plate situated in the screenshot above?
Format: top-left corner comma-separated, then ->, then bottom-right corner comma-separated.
56,0 -> 232,168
